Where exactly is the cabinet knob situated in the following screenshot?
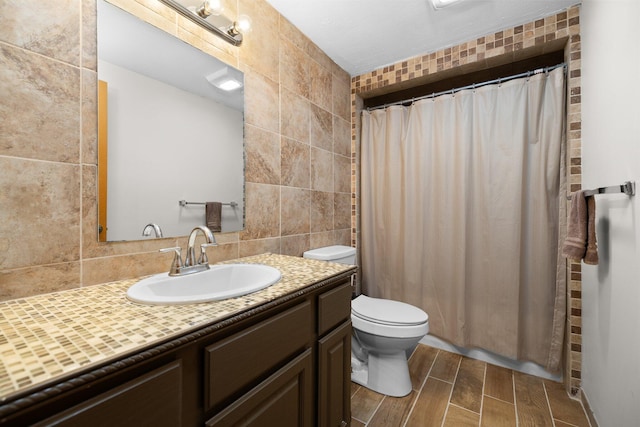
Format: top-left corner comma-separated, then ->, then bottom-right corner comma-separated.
340,422 -> 347,427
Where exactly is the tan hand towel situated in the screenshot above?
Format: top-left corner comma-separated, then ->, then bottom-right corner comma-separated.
562,190 -> 598,265
584,196 -> 599,265
562,191 -> 588,260
205,202 -> 222,233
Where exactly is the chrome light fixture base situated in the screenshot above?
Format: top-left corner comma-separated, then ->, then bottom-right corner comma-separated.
158,0 -> 245,46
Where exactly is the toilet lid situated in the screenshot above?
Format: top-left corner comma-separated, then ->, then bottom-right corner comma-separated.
352,295 -> 428,326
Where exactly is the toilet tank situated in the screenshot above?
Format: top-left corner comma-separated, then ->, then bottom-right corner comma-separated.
303,245 -> 356,265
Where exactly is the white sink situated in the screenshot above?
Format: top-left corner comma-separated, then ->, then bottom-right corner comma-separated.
126,264 -> 281,305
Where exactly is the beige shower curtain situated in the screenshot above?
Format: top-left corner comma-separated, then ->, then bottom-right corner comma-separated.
361,68 -> 567,371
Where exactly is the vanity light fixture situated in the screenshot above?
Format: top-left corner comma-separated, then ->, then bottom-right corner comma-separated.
195,0 -> 223,18
430,0 -> 464,9
158,0 -> 251,46
205,67 -> 243,91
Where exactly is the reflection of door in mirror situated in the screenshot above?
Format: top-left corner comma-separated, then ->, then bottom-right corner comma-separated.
97,0 -> 245,242
98,80 -> 108,242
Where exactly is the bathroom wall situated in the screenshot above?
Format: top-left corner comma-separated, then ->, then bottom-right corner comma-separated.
581,0 -> 640,424
350,7 -> 583,394
0,0 -> 352,299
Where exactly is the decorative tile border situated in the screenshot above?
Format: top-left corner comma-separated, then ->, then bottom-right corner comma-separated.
350,6 -> 582,394
0,253 -> 354,399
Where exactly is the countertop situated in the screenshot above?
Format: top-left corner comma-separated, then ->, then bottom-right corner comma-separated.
0,253 -> 356,402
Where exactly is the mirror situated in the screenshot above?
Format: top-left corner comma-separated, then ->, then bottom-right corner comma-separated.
97,0 -> 245,242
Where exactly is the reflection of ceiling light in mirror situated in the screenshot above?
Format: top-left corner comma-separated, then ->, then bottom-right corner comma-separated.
430,0 -> 463,9
205,68 -> 243,91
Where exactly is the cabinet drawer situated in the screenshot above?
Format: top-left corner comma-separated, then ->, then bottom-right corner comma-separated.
34,361 -> 182,427
205,348 -> 313,427
318,282 -> 352,336
204,301 -> 312,411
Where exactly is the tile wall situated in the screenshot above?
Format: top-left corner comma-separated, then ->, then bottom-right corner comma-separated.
350,7 -> 583,395
0,0 -> 352,298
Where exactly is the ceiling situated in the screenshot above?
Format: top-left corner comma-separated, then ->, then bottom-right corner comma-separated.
264,0 -> 579,76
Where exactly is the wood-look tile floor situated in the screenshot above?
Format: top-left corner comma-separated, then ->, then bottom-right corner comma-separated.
351,344 -> 592,427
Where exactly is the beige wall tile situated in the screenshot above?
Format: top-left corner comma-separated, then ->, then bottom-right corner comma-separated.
0,45 -> 80,163
310,104 -> 333,151
82,0 -> 97,70
311,191 -> 334,233
244,70 -> 280,133
281,137 -> 310,189
0,263 -> 81,300
206,242 -> 240,263
239,238 -> 281,257
238,0 -> 279,81
0,157 -> 81,270
307,40 -> 334,73
281,87 -> 310,143
281,234 -> 310,257
333,116 -> 351,156
281,187 -> 310,236
279,16 -> 308,52
334,228 -> 352,246
332,73 -> 351,121
245,125 -> 281,185
334,192 -> 351,230
0,0 -> 80,66
334,154 -> 351,193
241,182 -> 281,240
310,60 -> 332,112
82,251 -> 171,286
311,147 -> 333,192
310,230 -> 335,249
82,69 -> 97,165
280,37 -> 309,98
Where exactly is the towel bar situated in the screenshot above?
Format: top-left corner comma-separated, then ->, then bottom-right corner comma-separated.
566,181 -> 635,200
179,200 -> 238,208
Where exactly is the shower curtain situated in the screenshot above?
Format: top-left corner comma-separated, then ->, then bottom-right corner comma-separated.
361,67 -> 567,371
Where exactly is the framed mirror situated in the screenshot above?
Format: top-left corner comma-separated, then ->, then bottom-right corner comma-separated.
97,0 -> 245,242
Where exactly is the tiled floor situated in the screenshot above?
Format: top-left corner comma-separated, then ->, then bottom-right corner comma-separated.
351,344 -> 592,427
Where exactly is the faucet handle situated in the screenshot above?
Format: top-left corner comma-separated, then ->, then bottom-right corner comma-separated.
160,247 -> 183,274
198,243 -> 217,265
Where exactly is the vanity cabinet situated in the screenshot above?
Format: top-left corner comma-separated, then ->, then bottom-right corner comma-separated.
0,274 -> 354,427
34,361 -> 183,427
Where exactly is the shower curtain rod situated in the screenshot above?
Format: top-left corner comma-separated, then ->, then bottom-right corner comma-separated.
367,63 -> 567,111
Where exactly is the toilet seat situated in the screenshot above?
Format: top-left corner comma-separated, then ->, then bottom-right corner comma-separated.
351,295 -> 429,338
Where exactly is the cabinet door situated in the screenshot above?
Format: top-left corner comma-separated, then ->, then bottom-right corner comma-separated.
34,361 -> 182,427
318,320 -> 351,427
205,349 -> 313,427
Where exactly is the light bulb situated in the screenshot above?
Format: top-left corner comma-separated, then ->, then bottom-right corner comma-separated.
233,14 -> 252,35
196,0 -> 224,18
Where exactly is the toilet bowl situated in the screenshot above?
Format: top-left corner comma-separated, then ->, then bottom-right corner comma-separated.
303,245 -> 429,397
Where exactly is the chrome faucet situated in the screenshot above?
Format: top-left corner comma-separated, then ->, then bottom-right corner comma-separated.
142,223 -> 163,238
160,226 -> 218,276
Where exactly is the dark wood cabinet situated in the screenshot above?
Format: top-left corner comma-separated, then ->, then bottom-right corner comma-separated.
34,361 -> 183,427
205,349 -> 313,427
0,274 -> 354,427
318,321 -> 352,427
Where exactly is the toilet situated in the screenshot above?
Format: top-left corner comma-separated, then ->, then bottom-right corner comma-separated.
303,245 -> 429,397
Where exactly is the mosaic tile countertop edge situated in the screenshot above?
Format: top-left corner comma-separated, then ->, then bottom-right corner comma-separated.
0,253 -> 355,401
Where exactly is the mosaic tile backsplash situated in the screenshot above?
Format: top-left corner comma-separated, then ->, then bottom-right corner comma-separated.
0,254 -> 355,400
